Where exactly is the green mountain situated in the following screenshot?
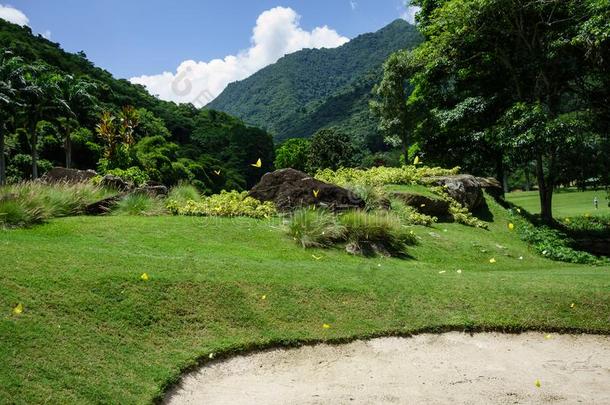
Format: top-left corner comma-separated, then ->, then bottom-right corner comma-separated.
208,19 -> 423,149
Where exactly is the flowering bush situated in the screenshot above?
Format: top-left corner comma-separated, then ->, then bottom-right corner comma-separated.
315,165 -> 459,187
166,190 -> 276,219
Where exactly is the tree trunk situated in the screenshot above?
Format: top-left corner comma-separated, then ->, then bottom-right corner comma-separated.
536,155 -> 553,223
524,166 -> 531,191
65,132 -> 72,169
495,156 -> 507,197
31,124 -> 38,180
0,130 -> 5,186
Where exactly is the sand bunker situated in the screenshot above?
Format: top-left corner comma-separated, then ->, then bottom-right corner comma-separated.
165,332 -> 610,404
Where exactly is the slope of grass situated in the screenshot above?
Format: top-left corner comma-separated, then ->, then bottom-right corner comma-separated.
0,198 -> 608,404
507,189 -> 609,218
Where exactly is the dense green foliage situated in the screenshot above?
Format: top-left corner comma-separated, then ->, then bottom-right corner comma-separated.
377,0 -> 610,221
274,138 -> 311,172
209,20 -> 423,151
307,128 -> 357,172
0,20 -> 274,190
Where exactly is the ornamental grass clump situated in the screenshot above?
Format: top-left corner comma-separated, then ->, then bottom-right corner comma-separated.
339,210 -> 417,256
167,183 -> 202,205
112,193 -> 167,216
167,190 -> 276,219
285,207 -> 345,248
0,182 -> 113,228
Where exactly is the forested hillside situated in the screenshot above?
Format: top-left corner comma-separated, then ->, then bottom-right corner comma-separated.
208,19 -> 423,148
0,20 -> 274,190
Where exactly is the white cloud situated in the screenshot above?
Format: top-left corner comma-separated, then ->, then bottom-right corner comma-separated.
130,7 -> 349,107
42,30 -> 51,39
350,1 -> 358,10
401,1 -> 421,24
0,4 -> 29,26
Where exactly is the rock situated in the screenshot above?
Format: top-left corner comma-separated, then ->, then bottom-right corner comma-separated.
476,177 -> 504,199
390,192 -> 450,217
134,183 -> 168,197
248,168 -> 364,212
84,194 -> 124,215
41,167 -> 97,183
100,175 -> 132,191
423,175 -> 484,210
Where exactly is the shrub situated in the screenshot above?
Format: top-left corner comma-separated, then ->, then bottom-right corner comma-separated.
508,209 -> 607,265
307,128 -> 356,172
390,198 -> 438,226
339,210 -> 417,256
315,165 -> 459,187
112,193 -> 167,216
0,182 -> 113,228
275,138 -> 311,172
285,207 -> 345,248
97,167 -> 150,186
167,190 -> 276,219
167,183 -> 201,205
561,214 -> 610,238
429,186 -> 488,229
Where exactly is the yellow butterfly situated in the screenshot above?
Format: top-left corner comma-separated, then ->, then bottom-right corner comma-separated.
12,303 -> 24,315
535,379 -> 541,388
261,295 -> 267,300
251,158 -> 262,168
489,258 -> 497,264
312,255 -> 322,261
508,223 -> 515,231
313,189 -> 320,198
570,302 -> 575,308
322,323 -> 331,329
413,156 -> 420,165
140,273 -> 149,281
516,208 -> 521,213
545,334 -> 552,340
213,170 -> 221,176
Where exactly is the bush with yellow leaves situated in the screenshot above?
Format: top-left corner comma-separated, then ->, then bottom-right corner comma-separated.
167,190 -> 276,219
315,165 -> 459,187
389,198 -> 438,226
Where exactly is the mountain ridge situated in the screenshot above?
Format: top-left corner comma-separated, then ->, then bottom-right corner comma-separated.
207,19 -> 423,148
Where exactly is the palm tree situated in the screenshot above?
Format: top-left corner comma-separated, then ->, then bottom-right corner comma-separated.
0,52 -> 25,185
19,63 -> 62,179
56,75 -> 97,168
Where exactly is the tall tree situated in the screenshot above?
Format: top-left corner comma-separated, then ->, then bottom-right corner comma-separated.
19,64 -> 63,179
56,75 -> 97,168
370,50 -> 417,162
403,0 -> 605,222
0,52 -> 23,185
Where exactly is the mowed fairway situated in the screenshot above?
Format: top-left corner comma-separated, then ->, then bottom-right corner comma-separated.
507,189 -> 610,218
1,199 -> 609,404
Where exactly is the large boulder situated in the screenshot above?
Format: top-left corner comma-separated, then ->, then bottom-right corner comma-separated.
391,192 -> 450,217
476,176 -> 504,199
100,174 -> 132,191
84,194 -> 125,215
41,167 -> 97,183
423,174 -> 484,210
248,168 -> 364,212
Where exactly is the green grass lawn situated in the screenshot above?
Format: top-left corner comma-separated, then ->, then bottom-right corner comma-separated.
1,199 -> 609,404
507,189 -> 610,218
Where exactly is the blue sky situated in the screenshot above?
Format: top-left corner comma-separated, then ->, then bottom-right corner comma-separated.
3,1 -> 417,103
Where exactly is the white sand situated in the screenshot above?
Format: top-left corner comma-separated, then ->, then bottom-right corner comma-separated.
164,332 -> 610,405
